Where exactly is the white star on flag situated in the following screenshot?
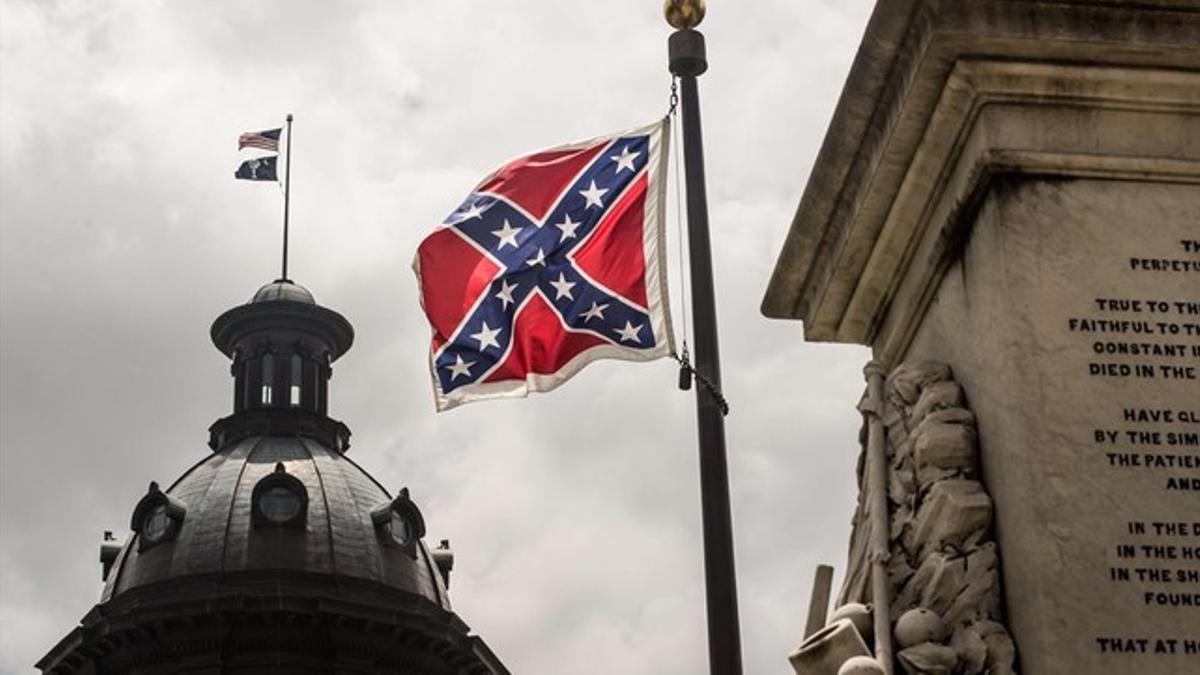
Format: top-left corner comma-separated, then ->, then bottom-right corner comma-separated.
579,180 -> 608,208
581,301 -> 608,322
492,219 -> 522,250
526,248 -> 547,267
470,322 -> 503,351
549,273 -> 576,301
495,279 -> 518,309
615,321 -> 642,343
611,146 -> 639,173
555,214 -> 581,241
446,354 -> 476,380
457,201 -> 487,221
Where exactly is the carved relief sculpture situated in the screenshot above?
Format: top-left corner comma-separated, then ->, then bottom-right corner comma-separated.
838,361 -> 1018,675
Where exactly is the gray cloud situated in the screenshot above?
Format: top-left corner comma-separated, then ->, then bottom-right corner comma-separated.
0,1 -> 874,672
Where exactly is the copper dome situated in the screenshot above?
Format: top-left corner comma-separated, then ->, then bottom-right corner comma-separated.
100,436 -> 452,610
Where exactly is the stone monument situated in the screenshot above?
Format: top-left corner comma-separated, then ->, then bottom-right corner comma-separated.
763,2 -> 1199,673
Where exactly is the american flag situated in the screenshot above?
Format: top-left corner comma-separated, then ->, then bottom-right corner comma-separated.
238,128 -> 281,152
414,120 -> 674,411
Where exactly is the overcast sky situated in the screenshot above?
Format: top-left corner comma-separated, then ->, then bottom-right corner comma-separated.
0,1 -> 875,672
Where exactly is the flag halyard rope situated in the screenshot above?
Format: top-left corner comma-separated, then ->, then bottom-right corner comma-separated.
667,76 -> 727,415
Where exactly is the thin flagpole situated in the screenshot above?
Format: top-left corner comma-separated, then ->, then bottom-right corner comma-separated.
282,113 -> 293,281
667,13 -> 744,675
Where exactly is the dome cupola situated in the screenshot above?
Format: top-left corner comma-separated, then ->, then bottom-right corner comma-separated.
208,278 -> 354,452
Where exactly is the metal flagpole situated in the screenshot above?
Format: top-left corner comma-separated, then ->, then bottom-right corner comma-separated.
665,2 -> 743,673
282,113 -> 294,281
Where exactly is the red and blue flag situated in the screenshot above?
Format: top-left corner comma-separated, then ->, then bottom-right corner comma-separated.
238,128 -> 281,152
414,120 -> 674,411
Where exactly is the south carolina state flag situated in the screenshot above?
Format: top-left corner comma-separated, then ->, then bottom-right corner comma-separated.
414,120 -> 674,411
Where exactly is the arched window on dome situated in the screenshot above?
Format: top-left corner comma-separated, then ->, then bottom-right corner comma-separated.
251,463 -> 308,529
242,354 -> 258,411
370,487 -> 426,558
289,354 -> 302,406
261,353 -> 274,405
316,352 -> 332,415
301,355 -> 318,411
231,349 -> 245,411
130,481 -> 187,552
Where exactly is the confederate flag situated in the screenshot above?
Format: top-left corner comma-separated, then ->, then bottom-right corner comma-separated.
414,120 -> 674,411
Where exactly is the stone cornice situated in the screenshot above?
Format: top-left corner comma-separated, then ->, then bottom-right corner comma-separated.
859,60 -> 1200,365
760,0 -> 1200,357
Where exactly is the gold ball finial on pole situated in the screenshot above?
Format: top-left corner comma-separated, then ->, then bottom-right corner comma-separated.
664,0 -> 705,30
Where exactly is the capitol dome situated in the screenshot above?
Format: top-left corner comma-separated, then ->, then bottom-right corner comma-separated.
38,280 -> 506,674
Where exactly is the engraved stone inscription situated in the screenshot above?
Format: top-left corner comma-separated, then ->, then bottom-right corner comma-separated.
904,180 -> 1200,673
1062,237 -> 1199,663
